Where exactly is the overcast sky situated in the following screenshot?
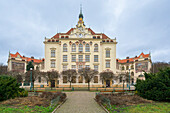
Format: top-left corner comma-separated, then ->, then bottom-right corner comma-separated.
0,0 -> 170,65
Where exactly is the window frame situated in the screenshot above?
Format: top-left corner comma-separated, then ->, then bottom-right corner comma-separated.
63,55 -> 67,62
51,50 -> 55,57
63,43 -> 67,52
85,44 -> 90,52
72,55 -> 76,62
106,50 -> 110,58
94,55 -> 98,62
85,55 -> 90,62
94,44 -> 98,52
106,60 -> 110,68
72,43 -> 76,52
79,43 -> 83,52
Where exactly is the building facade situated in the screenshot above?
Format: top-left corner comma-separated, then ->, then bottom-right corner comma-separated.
7,10 -> 152,88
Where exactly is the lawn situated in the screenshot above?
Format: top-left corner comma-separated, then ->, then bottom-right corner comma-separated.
105,102 -> 170,113
124,102 -> 170,113
0,105 -> 53,113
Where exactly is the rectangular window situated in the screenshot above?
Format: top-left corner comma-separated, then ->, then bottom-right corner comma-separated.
51,50 -> 55,57
94,65 -> 98,71
79,55 -> 83,62
85,55 -> 90,62
72,55 -> 76,62
106,60 -> 110,68
94,55 -> 98,62
63,55 -> 67,62
106,50 -> 110,58
78,65 -> 83,71
51,60 -> 55,68
63,65 -> 67,71
72,65 -> 76,70
85,65 -> 90,68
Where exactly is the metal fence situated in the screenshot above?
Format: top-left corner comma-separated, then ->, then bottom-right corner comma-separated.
50,96 -> 60,110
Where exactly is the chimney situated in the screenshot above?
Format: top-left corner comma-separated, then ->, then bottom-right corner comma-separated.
126,57 -> 129,59
31,56 -> 34,59
135,56 -> 137,58
23,55 -> 25,57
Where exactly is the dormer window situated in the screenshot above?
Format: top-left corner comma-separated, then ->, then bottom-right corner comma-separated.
97,36 -> 100,39
93,36 -> 96,39
61,36 -> 64,39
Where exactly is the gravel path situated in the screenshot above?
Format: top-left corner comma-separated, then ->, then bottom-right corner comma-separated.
55,91 -> 106,113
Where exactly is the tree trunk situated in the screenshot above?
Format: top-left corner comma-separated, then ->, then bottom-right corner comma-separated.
70,81 -> 71,88
50,81 -> 52,90
88,82 -> 90,91
33,81 -> 34,90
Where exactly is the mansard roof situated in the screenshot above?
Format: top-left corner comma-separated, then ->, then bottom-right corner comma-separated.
117,52 -> 150,63
10,52 -> 44,63
52,28 -> 110,39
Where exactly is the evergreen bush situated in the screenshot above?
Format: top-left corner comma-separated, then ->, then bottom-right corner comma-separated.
0,75 -> 20,101
135,67 -> 170,101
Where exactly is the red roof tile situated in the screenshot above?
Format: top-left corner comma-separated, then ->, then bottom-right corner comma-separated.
117,53 -> 150,63
10,52 -> 44,63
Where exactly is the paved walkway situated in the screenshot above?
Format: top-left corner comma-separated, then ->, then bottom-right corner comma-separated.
56,91 -> 106,113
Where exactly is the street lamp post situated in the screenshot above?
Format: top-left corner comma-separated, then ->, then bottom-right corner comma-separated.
30,68 -> 33,91
129,68 -> 131,91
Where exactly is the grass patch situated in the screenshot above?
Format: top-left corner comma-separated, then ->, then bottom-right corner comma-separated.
0,105 -> 54,113
105,102 -> 170,113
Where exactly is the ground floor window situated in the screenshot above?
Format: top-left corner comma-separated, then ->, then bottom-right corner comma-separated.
78,76 -> 83,83
63,76 -> 67,83
72,76 -> 76,83
94,76 -> 98,83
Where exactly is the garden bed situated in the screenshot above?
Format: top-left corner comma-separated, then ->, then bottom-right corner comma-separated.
96,93 -> 154,112
0,92 -> 66,113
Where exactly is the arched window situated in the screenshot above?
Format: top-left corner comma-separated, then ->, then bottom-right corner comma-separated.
122,66 -> 124,70
131,72 -> 134,76
72,43 -> 76,52
78,76 -> 83,83
79,44 -> 83,52
63,76 -> 67,83
63,43 -> 67,52
72,76 -> 76,83
94,44 -> 98,52
85,44 -> 90,52
131,65 -> 134,69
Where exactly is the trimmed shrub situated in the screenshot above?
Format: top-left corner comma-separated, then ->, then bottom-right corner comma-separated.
0,75 -> 20,101
18,88 -> 28,97
135,67 -> 170,101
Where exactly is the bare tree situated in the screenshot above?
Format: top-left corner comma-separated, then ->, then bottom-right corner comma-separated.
43,70 -> 60,89
100,71 -> 115,82
25,70 -> 43,90
151,62 -> 170,73
61,69 -> 77,88
0,63 -> 7,75
7,71 -> 24,83
79,68 -> 98,90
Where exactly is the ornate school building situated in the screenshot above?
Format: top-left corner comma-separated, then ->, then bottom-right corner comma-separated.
7,9 -> 152,88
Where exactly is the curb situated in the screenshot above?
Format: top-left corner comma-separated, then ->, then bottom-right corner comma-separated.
94,98 -> 109,113
52,98 -> 67,113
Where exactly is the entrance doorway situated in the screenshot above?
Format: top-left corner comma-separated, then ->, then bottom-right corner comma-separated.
51,80 -> 55,87
106,80 -> 110,87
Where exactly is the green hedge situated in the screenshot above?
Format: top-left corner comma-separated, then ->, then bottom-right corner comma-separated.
135,67 -> 170,101
0,75 -> 28,101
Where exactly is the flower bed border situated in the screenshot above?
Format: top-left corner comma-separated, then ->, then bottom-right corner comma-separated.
52,98 -> 67,113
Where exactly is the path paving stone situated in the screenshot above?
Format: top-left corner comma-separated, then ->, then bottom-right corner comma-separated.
56,91 -> 106,113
